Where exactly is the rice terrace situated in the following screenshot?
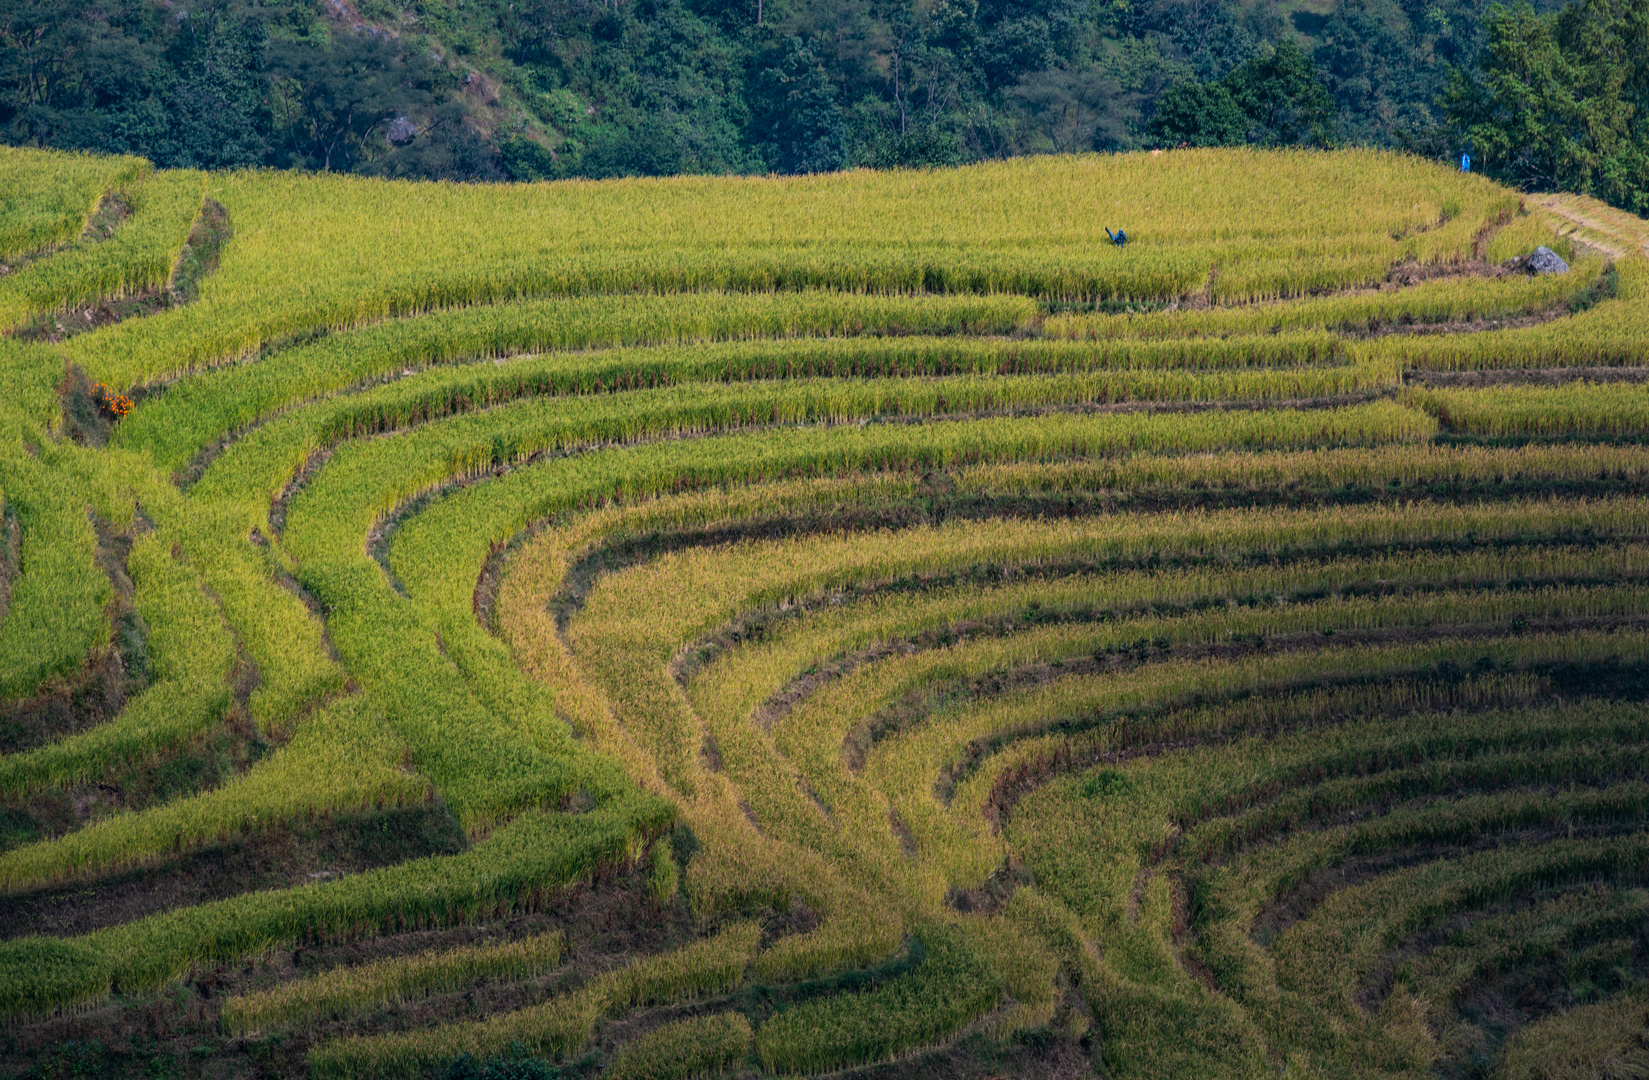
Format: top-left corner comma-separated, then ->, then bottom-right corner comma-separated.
3,144 -> 1649,1080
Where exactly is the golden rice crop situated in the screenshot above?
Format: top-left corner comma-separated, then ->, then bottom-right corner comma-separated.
7,144 -> 1649,1076
1045,258 -> 1600,341
64,149 -> 1507,378
1409,382 -> 1649,437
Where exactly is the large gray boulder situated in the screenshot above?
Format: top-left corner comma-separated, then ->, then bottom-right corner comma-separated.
1526,245 -> 1569,275
387,116 -> 418,147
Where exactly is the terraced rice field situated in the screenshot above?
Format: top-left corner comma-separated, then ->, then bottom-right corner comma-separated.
1,146 -> 1647,1079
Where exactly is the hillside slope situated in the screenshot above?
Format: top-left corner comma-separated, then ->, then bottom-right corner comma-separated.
1,148 -> 1648,1080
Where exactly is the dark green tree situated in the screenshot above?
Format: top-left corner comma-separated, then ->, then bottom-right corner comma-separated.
267,31 -> 431,172
1227,39 -> 1339,145
1148,39 -> 1337,146
158,5 -> 270,169
1147,80 -> 1249,145
1312,0 -> 1413,143
750,35 -> 844,173
2,0 -> 1616,185
1443,0 -> 1649,212
0,0 -> 157,149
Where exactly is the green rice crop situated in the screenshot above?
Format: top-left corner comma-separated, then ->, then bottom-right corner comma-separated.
0,429 -> 111,702
563,496 -> 1649,669
0,340 -> 65,429
541,492 -> 1640,807
0,170 -> 206,332
965,916 -> 1062,1039
0,936 -> 114,1024
1270,830 -> 1649,1018
307,922 -> 760,1079
1004,706 -> 1649,1073
595,921 -> 761,1009
199,367 -> 1414,522
860,612 -> 1648,890
280,536 -> 616,831
1188,755 -> 1649,865
370,398 -> 1431,615
646,843 -> 680,904
5,147 -> 1649,1077
173,507 -> 348,734
120,325 -> 1348,474
686,545 -> 1649,861
755,920 -> 1003,1074
1494,983 -> 1649,1080
689,537 -> 1649,702
1390,886 -> 1649,1013
31,794 -> 671,1007
0,532 -> 233,794
0,147 -> 147,260
221,931 -> 566,1035
858,630 -> 1645,903
959,439 -> 1649,495
993,682 -> 1649,1073
0,696 -> 424,891
1004,888 -> 1105,988
747,892 -> 905,984
607,1012 -> 753,1080
274,393 -> 1424,816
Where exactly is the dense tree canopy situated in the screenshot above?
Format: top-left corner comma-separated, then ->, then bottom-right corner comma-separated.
1442,0 -> 1649,213
4,0 -> 1640,216
1148,40 -> 1337,148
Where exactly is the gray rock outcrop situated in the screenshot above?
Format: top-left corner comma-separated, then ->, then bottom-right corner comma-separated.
387,117 -> 418,147
1526,245 -> 1569,274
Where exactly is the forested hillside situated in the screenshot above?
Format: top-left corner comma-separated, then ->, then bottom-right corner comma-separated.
2,0 -> 1643,208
